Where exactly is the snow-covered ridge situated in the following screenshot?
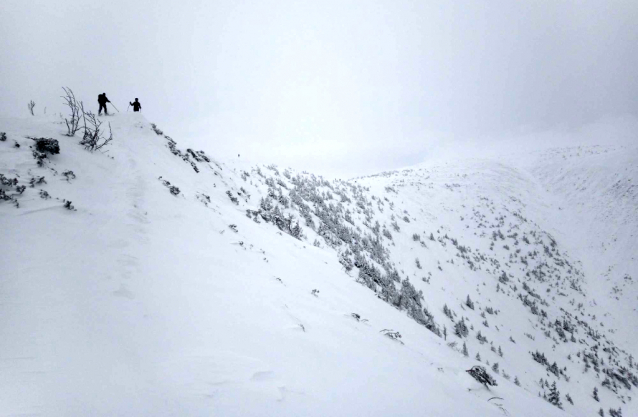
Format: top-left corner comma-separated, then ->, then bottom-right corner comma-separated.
1,114 -> 635,416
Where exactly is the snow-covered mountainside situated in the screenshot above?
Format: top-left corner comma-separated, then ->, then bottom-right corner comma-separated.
1,114 -> 636,417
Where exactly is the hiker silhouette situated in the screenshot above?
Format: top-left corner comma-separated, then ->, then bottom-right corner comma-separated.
129,98 -> 142,112
98,93 -> 110,115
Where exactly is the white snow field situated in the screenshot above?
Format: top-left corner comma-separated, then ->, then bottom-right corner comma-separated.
1,113 -> 636,417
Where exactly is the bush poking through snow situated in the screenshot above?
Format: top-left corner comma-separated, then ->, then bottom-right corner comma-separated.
158,177 -> 180,196
150,123 -> 164,136
30,137 -> 60,155
0,174 -> 18,187
61,87 -> 83,136
80,113 -> 112,151
32,150 -> 47,167
466,366 -> 498,388
0,189 -> 19,207
63,200 -> 75,211
27,100 -> 35,116
0,189 -> 12,202
0,174 -> 20,206
62,171 -> 76,182
197,193 -> 211,207
226,191 -> 239,205
30,176 -> 46,187
380,329 -> 404,344
350,313 -> 368,323
0,132 -> 6,141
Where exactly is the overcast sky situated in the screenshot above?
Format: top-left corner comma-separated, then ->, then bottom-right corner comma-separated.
1,0 -> 637,178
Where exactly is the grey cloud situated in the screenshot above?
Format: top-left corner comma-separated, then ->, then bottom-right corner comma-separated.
1,0 -> 636,178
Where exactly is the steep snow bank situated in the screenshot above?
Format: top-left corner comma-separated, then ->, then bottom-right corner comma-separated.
1,114 -> 634,416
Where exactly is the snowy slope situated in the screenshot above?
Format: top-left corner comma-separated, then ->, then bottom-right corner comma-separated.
522,145 -> 638,349
1,114 -> 635,417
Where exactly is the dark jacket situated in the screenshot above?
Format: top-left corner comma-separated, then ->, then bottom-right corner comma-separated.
130,100 -> 142,111
98,94 -> 110,105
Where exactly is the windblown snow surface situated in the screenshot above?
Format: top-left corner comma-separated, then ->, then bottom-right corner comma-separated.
1,114 -> 636,417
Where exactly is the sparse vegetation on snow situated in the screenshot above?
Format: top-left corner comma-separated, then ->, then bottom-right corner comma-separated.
1,114 -> 636,417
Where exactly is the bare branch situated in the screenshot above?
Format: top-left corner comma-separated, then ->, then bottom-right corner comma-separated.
61,87 -> 83,136
80,112 -> 113,152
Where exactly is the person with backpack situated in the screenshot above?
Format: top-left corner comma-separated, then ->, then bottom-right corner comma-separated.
129,98 -> 142,112
98,93 -> 110,115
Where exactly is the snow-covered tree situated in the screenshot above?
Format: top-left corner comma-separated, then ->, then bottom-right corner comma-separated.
454,318 -> 469,338
547,382 -> 562,408
465,295 -> 474,310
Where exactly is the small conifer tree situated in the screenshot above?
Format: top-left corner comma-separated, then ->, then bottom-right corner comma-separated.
454,318 -> 469,338
548,382 -> 562,408
608,407 -> 622,417
443,304 -> 453,320
465,295 -> 475,310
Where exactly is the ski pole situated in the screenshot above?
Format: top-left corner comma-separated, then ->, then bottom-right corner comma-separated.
110,103 -> 120,113
127,104 -> 130,112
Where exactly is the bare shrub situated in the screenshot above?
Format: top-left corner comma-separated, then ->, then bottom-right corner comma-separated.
80,112 -> 112,151
61,87 -> 83,136
28,100 -> 35,116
